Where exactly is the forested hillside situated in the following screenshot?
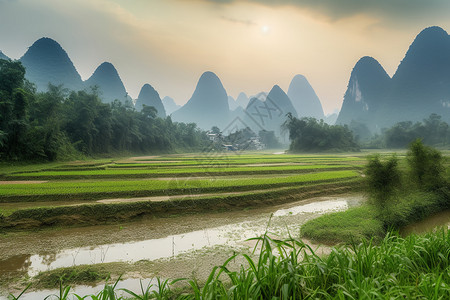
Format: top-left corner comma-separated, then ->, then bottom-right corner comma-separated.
0,59 -> 209,161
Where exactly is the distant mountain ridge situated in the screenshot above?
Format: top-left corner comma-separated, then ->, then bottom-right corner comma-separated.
20,37 -> 84,92
336,56 -> 391,130
287,74 -> 324,120
228,96 -> 239,111
85,62 -> 128,103
235,92 -> 250,109
162,96 -> 180,115
337,26 -> 450,130
244,85 -> 297,142
17,37 -> 168,116
171,71 -> 230,129
0,51 -> 9,60
135,84 -> 166,118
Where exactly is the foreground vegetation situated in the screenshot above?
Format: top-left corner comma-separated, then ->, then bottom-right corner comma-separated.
8,231 -> 450,299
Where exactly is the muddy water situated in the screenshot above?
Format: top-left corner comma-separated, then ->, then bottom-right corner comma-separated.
0,195 -> 363,298
401,209 -> 450,235
6,278 -> 158,300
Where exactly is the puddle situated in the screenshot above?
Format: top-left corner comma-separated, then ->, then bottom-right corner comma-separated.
274,199 -> 348,216
0,196 -> 361,279
401,209 -> 450,235
22,224 -> 258,277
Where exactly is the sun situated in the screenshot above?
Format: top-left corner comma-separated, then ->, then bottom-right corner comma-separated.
261,25 -> 270,35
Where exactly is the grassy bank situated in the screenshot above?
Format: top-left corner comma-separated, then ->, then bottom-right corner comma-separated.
301,142 -> 450,244
302,188 -> 449,244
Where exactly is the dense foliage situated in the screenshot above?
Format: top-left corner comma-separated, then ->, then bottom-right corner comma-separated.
0,59 -> 209,161
283,114 -> 359,152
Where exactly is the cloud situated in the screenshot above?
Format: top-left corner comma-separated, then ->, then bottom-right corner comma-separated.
220,16 -> 257,26
199,0 -> 450,23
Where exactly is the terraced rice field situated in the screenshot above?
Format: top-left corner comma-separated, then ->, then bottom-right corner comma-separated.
0,152 -> 364,229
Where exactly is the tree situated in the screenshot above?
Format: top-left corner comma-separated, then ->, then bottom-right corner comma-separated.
365,154 -> 402,222
407,139 -> 445,191
283,115 -> 359,152
259,130 -> 280,149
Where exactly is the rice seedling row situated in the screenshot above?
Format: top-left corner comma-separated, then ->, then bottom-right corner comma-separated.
5,164 -> 360,180
0,170 -> 359,202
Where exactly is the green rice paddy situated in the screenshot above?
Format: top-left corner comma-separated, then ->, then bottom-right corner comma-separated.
0,153 -> 365,228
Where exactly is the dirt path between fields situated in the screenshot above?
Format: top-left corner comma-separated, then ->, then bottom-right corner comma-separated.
0,181 -> 48,185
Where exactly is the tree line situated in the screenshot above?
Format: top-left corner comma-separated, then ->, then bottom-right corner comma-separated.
350,114 -> 450,149
0,59 -> 210,161
283,113 -> 450,152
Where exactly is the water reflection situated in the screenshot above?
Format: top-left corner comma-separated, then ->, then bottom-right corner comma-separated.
401,209 -> 450,235
274,199 -> 348,216
0,254 -> 31,274
26,227 -> 236,276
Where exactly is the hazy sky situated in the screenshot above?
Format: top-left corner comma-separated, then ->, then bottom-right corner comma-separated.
1,0 -> 450,114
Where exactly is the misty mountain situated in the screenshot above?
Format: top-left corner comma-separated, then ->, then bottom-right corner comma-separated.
135,84 -> 166,118
287,74 -> 324,120
228,96 -> 240,111
336,56 -> 391,130
20,37 -> 83,92
236,92 -> 249,109
337,26 -> 450,131
171,71 -> 230,130
85,62 -> 128,103
324,113 -> 338,125
224,106 -> 249,135
244,85 -> 297,141
162,96 -> 180,115
390,26 -> 450,122
267,85 -> 298,119
0,51 -> 9,60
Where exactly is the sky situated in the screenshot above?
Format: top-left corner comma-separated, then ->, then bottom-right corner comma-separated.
1,0 -> 450,114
